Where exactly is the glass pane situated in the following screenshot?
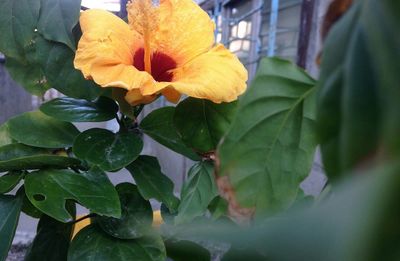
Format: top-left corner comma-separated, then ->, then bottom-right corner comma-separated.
227,0 -> 253,65
260,0 -> 301,61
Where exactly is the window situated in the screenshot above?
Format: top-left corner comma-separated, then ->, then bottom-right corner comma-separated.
201,0 -> 304,79
260,0 -> 302,61
227,0 -> 254,65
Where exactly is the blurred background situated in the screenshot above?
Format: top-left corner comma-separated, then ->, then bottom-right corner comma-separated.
0,0 -> 330,245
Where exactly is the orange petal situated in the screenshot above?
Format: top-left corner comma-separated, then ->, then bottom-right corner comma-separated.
156,0 -> 215,66
161,87 -> 181,103
127,0 -> 215,67
74,9 -> 149,90
89,59 -> 153,90
125,88 -> 158,106
142,44 -> 248,103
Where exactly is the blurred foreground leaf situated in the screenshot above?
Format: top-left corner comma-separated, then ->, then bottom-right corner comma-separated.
317,0 -> 400,178
165,240 -> 211,261
169,163 -> 400,261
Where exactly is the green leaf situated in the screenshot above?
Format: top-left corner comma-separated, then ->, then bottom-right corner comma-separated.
169,163 -> 400,261
175,161 -> 218,224
37,0 -> 81,50
18,187 -> 42,219
317,3 -> 376,178
0,143 -> 81,172
35,37 -> 102,100
24,213 -> 74,261
208,196 -> 228,220
361,0 -> 400,155
5,58 -> 49,96
7,111 -> 80,149
112,88 -> 136,119
0,0 -> 40,60
165,240 -> 211,261
317,1 -> 400,178
160,203 -> 177,224
221,248 -> 266,261
0,123 -> 14,147
174,98 -> 237,153
73,128 -> 143,171
218,57 -> 317,215
140,107 -> 200,161
24,168 -> 121,222
40,97 -> 119,123
68,225 -> 166,261
97,183 -> 153,239
127,156 -> 179,211
0,171 -> 24,194
0,195 -> 23,261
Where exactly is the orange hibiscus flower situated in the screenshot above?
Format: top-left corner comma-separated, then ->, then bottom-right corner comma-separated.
74,0 -> 248,105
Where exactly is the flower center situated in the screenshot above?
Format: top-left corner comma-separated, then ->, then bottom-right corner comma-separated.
133,48 -> 177,82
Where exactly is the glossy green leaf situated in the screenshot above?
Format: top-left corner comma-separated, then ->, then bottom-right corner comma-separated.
5,58 -> 49,96
35,37 -> 102,100
0,171 -> 24,194
40,97 -> 119,122
37,0 -> 81,50
0,143 -> 81,172
24,210 -> 75,261
112,88 -> 136,119
140,107 -> 200,161
218,58 -> 317,215
8,111 -> 80,149
174,98 -> 237,154
165,240 -> 211,261
68,225 -> 166,261
0,0 -> 40,60
127,156 -> 180,211
0,195 -> 23,261
24,168 -> 121,222
73,128 -> 143,171
97,183 -> 153,239
0,123 -> 14,147
175,161 -> 218,224
18,187 -> 42,219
